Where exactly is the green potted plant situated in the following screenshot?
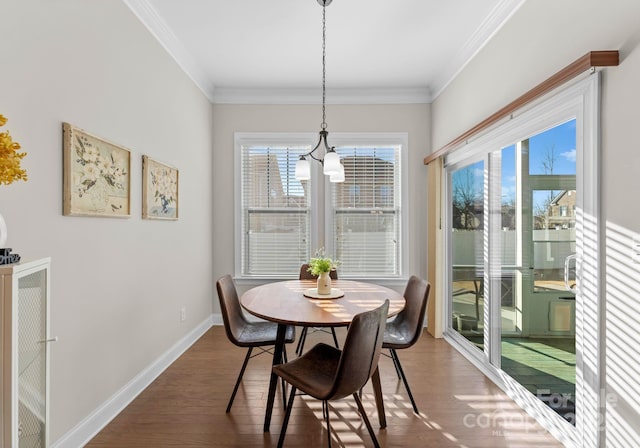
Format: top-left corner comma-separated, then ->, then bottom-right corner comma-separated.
308,248 -> 340,294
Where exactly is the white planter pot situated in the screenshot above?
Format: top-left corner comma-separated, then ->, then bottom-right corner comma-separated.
317,271 -> 331,294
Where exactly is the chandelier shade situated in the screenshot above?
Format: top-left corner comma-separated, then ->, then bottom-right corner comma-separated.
329,163 -> 345,182
295,157 -> 311,180
323,150 -> 341,175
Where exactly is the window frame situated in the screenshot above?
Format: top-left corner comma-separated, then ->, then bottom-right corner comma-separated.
324,133 -> 408,279
234,132 -> 319,279
234,131 -> 408,281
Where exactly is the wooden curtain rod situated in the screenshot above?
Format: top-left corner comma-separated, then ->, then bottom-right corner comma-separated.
423,50 -> 619,165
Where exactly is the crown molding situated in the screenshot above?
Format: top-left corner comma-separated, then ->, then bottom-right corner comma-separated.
123,0 -> 521,105
430,0 -> 527,100
212,86 -> 431,104
122,0 -> 216,101
123,0 -> 428,104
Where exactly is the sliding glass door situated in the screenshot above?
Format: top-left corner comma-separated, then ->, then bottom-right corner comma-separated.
500,123 -> 577,424
444,74 -> 602,446
449,121 -> 577,417
450,160 -> 484,347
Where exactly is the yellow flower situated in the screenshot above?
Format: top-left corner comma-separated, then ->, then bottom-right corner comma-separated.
0,115 -> 27,185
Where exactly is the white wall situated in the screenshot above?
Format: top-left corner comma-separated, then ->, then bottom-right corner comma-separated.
431,0 -> 640,446
0,0 -> 214,443
601,37 -> 640,448
212,103 -> 430,296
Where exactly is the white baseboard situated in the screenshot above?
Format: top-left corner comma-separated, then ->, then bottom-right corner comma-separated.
51,315 -> 215,448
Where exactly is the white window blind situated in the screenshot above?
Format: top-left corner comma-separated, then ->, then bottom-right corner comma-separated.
330,146 -> 401,277
240,144 -> 311,276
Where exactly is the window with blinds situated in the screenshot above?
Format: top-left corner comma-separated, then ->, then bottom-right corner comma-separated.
240,144 -> 311,276
330,145 -> 401,277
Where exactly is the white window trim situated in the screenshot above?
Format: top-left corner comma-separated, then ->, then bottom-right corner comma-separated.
234,131 -> 408,284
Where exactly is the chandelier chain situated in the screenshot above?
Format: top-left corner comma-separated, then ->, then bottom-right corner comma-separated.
321,2 -> 327,130
295,0 -> 342,182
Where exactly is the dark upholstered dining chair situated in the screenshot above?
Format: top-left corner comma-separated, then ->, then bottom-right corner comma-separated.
273,300 -> 389,448
216,274 -> 296,412
295,264 -> 339,355
382,275 -> 431,414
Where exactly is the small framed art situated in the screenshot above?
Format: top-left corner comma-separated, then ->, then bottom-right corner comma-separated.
142,155 -> 179,220
63,123 -> 131,217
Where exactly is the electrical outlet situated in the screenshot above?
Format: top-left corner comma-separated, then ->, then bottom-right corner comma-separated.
180,307 -> 186,322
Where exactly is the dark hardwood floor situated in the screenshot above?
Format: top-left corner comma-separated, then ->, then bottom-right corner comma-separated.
86,326 -> 563,447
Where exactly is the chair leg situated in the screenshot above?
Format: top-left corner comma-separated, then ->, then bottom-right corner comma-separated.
324,400 -> 332,448
389,348 -> 401,378
226,347 -> 253,413
330,327 -> 339,349
281,346 -> 290,409
390,348 -> 419,414
296,327 -> 308,356
277,386 -> 297,448
353,393 -> 381,448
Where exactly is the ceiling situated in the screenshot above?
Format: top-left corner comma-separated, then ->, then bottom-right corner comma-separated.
124,0 -> 525,103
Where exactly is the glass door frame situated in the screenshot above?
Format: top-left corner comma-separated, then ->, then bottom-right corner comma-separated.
441,73 -> 602,448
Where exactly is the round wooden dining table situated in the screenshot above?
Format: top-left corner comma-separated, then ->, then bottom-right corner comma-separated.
240,279 -> 405,432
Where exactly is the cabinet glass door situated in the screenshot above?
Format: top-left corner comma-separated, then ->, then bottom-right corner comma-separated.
17,270 -> 47,448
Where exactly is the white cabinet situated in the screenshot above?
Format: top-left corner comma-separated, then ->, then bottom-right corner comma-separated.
1,258 -> 52,448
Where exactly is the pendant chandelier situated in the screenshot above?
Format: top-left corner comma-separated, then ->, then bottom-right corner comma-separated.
295,0 -> 344,183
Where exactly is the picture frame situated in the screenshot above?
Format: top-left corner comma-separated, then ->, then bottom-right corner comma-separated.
63,123 -> 131,217
142,155 -> 179,220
